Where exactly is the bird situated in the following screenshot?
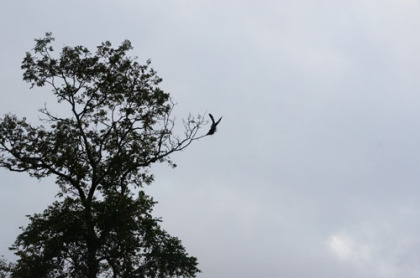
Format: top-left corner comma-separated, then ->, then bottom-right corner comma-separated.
207,113 -> 222,135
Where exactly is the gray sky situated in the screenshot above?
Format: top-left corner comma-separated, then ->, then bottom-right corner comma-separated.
2,0 -> 420,277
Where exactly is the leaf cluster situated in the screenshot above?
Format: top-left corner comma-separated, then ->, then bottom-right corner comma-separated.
10,192 -> 199,277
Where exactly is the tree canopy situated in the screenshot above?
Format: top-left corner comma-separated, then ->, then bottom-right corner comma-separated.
0,33 -> 210,277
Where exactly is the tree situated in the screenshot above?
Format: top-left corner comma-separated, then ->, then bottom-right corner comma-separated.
0,256 -> 14,278
0,33 -> 209,277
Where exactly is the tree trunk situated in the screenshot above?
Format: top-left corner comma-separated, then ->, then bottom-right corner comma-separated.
85,205 -> 99,278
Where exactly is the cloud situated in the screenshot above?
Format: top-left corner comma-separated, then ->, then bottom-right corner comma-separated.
327,215 -> 420,278
328,233 -> 371,262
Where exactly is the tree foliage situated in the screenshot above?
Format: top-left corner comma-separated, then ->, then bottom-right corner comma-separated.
0,256 -> 14,278
0,33 -> 208,277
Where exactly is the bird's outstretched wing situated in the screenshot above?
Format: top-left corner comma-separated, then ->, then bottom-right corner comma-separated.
209,113 -> 215,124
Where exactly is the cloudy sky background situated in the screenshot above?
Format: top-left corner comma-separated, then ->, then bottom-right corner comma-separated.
2,0 -> 420,277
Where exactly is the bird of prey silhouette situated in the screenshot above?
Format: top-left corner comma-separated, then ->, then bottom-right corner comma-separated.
207,113 -> 222,135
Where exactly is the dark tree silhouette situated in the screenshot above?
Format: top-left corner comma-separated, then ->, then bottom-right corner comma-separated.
0,33 -> 211,277
0,256 -> 13,278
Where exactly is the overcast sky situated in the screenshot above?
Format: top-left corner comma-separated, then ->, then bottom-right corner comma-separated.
2,0 -> 420,277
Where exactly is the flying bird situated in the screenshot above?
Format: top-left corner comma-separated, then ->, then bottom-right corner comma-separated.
207,113 -> 222,135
